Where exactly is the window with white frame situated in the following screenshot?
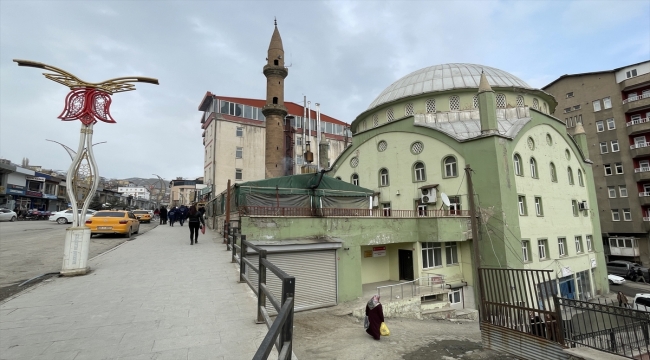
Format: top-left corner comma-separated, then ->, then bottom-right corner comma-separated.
600,142 -> 608,154
623,208 -> 632,221
296,155 -> 304,165
550,162 -> 557,182
514,154 -> 522,176
236,127 -> 243,137
535,197 -> 543,216
448,289 -> 461,304
379,168 -> 389,186
612,209 -> 620,221
351,174 -> 359,186
444,156 -> 458,177
530,158 -> 538,178
615,163 -> 624,174
568,167 -> 574,184
575,236 -> 583,253
417,204 -> 428,217
558,237 -> 566,257
382,202 -> 391,217
603,97 -> 612,109
518,195 -> 527,216
607,118 -> 616,130
572,200 -> 579,216
414,162 -> 425,181
449,96 -> 460,111
566,92 -> 574,98
522,240 -> 530,262
586,235 -> 593,252
593,100 -> 601,112
627,69 -> 638,78
578,170 -> 584,187
619,185 -> 628,197
445,242 -> 459,265
235,147 -> 243,159
235,169 -> 243,180
608,186 -> 616,198
422,242 -> 442,268
297,136 -> 302,146
596,121 -> 604,132
604,164 -> 613,176
538,239 -> 548,260
611,140 -> 619,152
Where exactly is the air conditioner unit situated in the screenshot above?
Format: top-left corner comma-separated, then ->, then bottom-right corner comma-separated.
579,201 -> 589,210
420,188 -> 437,204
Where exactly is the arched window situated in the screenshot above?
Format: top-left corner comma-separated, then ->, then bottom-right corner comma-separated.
550,162 -> 557,182
335,176 -> 342,180
568,167 -> 574,185
578,169 -> 584,186
496,93 -> 507,108
532,98 -> 539,110
516,95 -> 524,107
473,95 -> 478,109
405,103 -> 414,116
373,114 -> 379,127
426,99 -> 436,113
351,174 -> 359,186
414,162 -> 426,182
379,168 -> 389,186
449,96 -> 460,111
514,154 -> 522,176
543,103 -> 548,114
444,156 -> 457,177
273,97 -> 278,104
530,158 -> 538,178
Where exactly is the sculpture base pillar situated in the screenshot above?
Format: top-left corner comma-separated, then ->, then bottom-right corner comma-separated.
61,227 -> 91,276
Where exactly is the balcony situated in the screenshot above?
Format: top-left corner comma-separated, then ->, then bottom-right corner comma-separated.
634,167 -> 650,182
626,117 -> 650,136
238,206 -> 469,218
639,192 -> 650,206
622,92 -> 650,113
630,142 -> 650,158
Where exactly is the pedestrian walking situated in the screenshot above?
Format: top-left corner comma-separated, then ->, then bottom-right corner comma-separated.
178,205 -> 188,226
159,206 -> 167,225
365,295 -> 384,341
634,268 -> 647,283
187,205 -> 205,245
617,291 -> 629,308
168,208 -> 176,226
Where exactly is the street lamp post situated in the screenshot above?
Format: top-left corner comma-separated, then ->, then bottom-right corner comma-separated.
15,59 -> 158,276
152,174 -> 165,208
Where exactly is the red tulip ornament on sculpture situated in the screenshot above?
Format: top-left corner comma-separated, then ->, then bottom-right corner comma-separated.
58,88 -> 116,125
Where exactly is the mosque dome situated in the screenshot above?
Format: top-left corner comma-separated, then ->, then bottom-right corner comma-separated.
367,63 -> 532,110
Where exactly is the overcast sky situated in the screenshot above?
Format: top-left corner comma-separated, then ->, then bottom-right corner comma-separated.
1,0 -> 648,180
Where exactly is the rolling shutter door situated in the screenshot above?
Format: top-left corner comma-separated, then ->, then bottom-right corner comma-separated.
245,250 -> 337,314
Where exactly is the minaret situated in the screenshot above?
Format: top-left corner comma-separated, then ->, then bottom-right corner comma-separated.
477,72 -> 498,134
262,19 -> 289,178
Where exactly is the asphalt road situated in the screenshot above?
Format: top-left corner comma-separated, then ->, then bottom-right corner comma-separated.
0,219 -> 157,300
610,278 -> 650,300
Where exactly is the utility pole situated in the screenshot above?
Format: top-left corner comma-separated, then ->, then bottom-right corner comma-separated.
465,164 -> 483,318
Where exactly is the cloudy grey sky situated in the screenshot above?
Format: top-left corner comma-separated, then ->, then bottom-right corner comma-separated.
1,0 -> 649,180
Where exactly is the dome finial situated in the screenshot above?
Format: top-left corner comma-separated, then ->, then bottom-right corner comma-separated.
274,17 -> 277,26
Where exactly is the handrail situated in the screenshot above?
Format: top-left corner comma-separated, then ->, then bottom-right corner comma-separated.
239,206 -> 469,218
626,117 -> 650,126
634,167 -> 650,173
377,275 -> 446,302
630,142 -> 649,149
622,92 -> 650,104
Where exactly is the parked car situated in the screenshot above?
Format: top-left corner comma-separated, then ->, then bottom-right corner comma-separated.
606,260 -> 649,280
0,208 -> 17,222
608,274 -> 626,285
49,209 -> 96,225
132,210 -> 152,223
85,210 -> 140,238
633,294 -> 650,311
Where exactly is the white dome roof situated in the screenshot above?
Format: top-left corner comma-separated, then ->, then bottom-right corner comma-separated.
367,63 -> 532,110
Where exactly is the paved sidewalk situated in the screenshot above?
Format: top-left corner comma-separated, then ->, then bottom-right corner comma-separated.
0,224 -> 270,360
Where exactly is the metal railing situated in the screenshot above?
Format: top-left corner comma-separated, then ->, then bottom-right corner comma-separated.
239,206 -> 469,218
559,297 -> 650,359
639,192 -> 650,197
623,92 -> 650,104
634,167 -> 650,173
227,230 -> 296,360
377,275 -> 446,302
630,142 -> 649,150
626,117 -> 650,126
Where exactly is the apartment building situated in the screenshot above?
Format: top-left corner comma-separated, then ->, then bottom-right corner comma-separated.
544,60 -> 650,265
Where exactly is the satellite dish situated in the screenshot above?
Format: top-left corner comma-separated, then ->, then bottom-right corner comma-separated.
441,192 -> 451,207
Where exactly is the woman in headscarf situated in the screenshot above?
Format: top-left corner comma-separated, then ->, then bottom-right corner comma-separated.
365,295 -> 384,340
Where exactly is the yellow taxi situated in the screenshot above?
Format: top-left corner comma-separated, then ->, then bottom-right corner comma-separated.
132,210 -> 152,223
85,210 -> 140,238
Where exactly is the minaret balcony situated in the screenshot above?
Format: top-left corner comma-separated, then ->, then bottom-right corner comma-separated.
262,104 -> 288,117
263,65 -> 288,78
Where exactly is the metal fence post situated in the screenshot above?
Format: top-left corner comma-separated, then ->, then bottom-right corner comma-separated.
239,235 -> 247,283
280,276 -> 295,359
256,249 -> 267,324
223,221 -> 229,243
231,232 -> 237,262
